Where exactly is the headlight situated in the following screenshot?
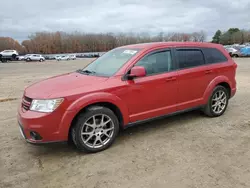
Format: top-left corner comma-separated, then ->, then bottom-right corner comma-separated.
30,98 -> 64,113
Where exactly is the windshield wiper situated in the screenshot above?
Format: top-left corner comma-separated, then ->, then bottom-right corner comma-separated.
77,69 -> 96,74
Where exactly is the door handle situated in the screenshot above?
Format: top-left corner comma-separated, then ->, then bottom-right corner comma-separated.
165,77 -> 177,82
205,70 -> 213,74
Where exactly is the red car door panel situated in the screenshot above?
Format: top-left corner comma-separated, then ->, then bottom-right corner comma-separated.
127,71 -> 178,122
176,64 -> 216,111
123,49 -> 178,123
175,48 -> 216,111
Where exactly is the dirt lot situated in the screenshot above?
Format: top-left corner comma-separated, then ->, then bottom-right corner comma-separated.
0,58 -> 250,188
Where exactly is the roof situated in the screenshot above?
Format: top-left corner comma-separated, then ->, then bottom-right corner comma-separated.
119,42 -> 223,50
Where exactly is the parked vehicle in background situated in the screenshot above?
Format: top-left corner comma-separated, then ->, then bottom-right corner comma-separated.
238,47 -> 250,57
44,55 -> 55,60
18,42 -> 237,153
69,54 -> 76,60
0,50 -> 19,59
55,55 -> 60,60
231,50 -> 243,57
25,54 -> 45,62
17,55 -> 25,61
56,55 -> 70,61
225,47 -> 238,56
226,46 -> 250,58
77,53 -> 100,58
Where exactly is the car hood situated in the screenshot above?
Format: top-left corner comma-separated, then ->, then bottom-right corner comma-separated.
24,72 -> 108,99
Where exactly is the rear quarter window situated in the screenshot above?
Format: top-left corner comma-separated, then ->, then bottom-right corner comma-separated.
202,48 -> 228,64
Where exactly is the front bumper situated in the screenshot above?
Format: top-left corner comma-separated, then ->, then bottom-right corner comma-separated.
18,121 -> 65,144
17,104 -> 76,144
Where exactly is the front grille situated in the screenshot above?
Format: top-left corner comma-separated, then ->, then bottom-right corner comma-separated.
22,96 -> 32,110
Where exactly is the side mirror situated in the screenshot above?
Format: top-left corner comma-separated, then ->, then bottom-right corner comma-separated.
128,66 -> 146,79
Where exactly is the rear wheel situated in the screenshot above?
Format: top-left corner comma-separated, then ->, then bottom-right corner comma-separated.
233,54 -> 239,58
26,58 -> 31,62
71,106 -> 119,153
203,86 -> 229,117
39,59 -> 43,62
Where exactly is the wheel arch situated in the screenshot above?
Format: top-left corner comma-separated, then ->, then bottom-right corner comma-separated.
216,82 -> 231,97
67,101 -> 125,141
64,92 -> 129,140
203,76 -> 232,103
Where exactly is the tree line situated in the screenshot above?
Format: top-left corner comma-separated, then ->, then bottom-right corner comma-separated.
0,31 -> 206,54
212,28 -> 250,45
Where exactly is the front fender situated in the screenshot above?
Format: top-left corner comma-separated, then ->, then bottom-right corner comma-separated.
68,92 -> 129,125
203,76 -> 232,103
57,92 -> 129,140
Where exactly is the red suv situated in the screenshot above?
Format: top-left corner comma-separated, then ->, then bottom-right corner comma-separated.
18,42 -> 237,153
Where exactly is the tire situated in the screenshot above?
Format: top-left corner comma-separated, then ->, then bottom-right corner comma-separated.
71,106 -> 119,153
203,86 -> 229,117
39,59 -> 43,62
233,54 -> 239,58
12,54 -> 17,59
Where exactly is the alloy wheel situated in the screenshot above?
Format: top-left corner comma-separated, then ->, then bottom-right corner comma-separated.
211,90 -> 227,114
80,114 -> 114,149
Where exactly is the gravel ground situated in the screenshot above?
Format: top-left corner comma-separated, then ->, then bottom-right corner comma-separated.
0,58 -> 250,188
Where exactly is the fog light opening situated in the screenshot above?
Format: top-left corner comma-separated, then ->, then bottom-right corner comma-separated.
30,131 -> 43,140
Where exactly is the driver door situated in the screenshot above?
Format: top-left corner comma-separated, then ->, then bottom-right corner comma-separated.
125,49 -> 178,123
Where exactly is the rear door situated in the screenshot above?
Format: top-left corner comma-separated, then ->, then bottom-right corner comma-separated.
175,48 -> 215,111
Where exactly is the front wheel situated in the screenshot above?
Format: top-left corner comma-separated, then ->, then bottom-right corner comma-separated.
203,86 -> 229,117
71,106 -> 119,153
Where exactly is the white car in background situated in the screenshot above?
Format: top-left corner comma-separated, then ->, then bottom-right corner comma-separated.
25,54 -> 45,62
0,50 -> 19,59
69,54 -> 76,60
56,55 -> 70,61
225,47 -> 237,54
17,55 -> 25,60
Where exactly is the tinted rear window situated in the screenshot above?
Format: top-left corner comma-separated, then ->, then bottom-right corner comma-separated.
202,48 -> 227,64
176,49 -> 205,69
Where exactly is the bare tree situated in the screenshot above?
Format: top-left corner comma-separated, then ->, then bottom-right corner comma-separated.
1,30 -> 210,54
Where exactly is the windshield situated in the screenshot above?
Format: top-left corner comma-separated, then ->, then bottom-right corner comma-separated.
80,48 -> 141,77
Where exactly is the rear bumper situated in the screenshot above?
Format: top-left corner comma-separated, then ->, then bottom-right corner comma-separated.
231,88 -> 236,98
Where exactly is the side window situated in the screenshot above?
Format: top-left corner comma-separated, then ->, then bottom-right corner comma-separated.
176,49 -> 205,69
135,50 -> 173,75
202,48 -> 228,64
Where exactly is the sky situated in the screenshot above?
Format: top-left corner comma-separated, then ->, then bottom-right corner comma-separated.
0,0 -> 250,42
